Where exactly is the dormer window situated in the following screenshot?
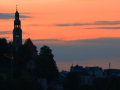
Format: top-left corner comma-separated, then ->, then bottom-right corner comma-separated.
16,34 -> 20,37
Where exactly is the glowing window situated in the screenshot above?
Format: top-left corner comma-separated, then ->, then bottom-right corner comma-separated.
16,34 -> 19,37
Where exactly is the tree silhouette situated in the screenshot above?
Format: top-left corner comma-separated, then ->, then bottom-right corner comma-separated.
36,45 -> 59,83
63,72 -> 80,90
0,38 -> 10,66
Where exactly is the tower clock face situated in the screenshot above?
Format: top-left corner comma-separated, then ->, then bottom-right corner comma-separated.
16,34 -> 20,37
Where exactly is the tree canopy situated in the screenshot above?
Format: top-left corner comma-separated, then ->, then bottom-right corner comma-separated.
63,72 -> 81,90
0,38 -> 11,67
36,45 -> 59,83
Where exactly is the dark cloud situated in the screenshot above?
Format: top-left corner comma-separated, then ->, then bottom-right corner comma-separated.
94,21 -> 120,25
0,13 -> 32,19
21,39 -> 61,43
0,37 -> 9,39
30,37 -> 120,63
68,37 -> 120,44
8,37 -> 120,70
30,38 -> 120,45
55,24 -> 73,26
85,27 -> 120,29
54,21 -> 120,27
0,30 -> 26,35
54,23 -> 84,26
31,39 -> 62,42
29,24 -> 51,27
25,21 -> 120,27
0,31 -> 12,34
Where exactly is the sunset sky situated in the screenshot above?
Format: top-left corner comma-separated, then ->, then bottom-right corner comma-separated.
1,0 -> 120,71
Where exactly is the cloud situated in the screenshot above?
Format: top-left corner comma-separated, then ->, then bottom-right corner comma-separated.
25,21 -> 120,27
31,37 -> 120,63
0,37 -> 9,39
0,13 -> 32,19
54,23 -> 84,26
94,21 -> 120,25
0,31 -> 12,34
54,21 -> 120,27
29,24 -> 51,27
68,37 -> 120,44
31,39 -> 62,42
85,27 -> 120,29
8,37 -> 120,70
26,37 -> 120,46
0,30 -> 26,35
21,38 -> 65,45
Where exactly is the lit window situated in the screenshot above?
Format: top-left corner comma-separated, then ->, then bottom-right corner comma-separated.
16,34 -> 19,37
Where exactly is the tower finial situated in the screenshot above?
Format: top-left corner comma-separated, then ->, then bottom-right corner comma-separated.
16,5 -> 17,11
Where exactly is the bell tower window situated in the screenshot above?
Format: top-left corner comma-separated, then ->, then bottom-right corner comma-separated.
16,34 -> 20,37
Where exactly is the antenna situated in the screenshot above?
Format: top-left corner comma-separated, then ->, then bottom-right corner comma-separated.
77,60 -> 78,65
109,62 -> 111,69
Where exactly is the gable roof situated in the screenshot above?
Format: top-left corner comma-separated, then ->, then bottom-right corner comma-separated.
24,38 -> 38,52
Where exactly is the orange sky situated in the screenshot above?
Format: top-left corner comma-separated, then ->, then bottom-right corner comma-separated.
1,0 -> 120,41
1,0 -> 120,71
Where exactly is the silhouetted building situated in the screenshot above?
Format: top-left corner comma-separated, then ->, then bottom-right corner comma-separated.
24,38 -> 38,59
12,6 -> 38,70
85,66 -> 103,78
13,6 -> 22,51
24,38 -> 38,69
70,64 -> 83,72
78,70 -> 93,86
104,69 -> 120,77
37,78 -> 48,90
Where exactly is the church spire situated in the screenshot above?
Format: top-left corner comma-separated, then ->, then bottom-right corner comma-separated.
13,5 -> 22,51
16,5 -> 17,11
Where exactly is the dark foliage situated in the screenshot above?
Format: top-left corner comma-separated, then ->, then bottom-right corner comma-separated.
63,72 -> 81,90
6,75 -> 44,90
17,45 -> 31,61
16,45 -> 31,69
35,45 -> 59,83
0,74 -> 8,90
91,77 -> 120,90
47,86 -> 56,90
0,38 -> 10,66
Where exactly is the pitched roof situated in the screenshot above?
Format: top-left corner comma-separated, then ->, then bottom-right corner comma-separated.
24,38 -> 38,52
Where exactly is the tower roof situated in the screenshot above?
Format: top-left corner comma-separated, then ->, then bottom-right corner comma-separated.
16,5 -> 17,11
24,38 -> 38,52
15,5 -> 19,14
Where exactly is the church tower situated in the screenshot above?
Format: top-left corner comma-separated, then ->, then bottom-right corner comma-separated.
13,5 -> 22,50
